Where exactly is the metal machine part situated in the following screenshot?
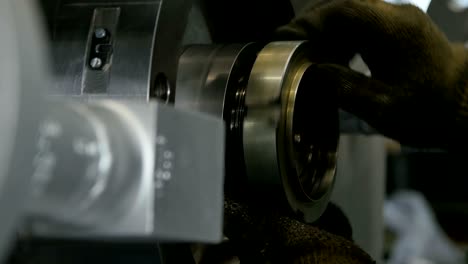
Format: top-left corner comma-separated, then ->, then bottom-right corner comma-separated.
0,0 -> 386,263
28,100 -> 155,231
176,43 -> 261,194
244,41 -> 338,222
24,100 -> 224,243
42,0 -> 193,101
176,41 -> 339,222
24,0 -> 225,244
41,0 -> 340,226
0,0 -> 50,260
1,2 -> 225,257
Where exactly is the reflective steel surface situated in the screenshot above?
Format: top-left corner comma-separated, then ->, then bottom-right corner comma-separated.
177,41 -> 338,222
28,101 -> 155,230
244,41 -> 339,222
176,43 -> 262,193
25,101 -> 225,243
176,43 -> 260,117
46,0 -> 166,99
0,0 -> 49,259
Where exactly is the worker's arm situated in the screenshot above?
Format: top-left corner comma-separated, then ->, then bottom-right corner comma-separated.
275,0 -> 468,150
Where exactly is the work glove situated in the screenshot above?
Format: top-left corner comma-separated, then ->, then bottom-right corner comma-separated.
275,0 -> 468,149
217,198 -> 375,264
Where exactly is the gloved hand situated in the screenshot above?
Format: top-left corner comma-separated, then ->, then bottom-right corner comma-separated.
275,0 -> 468,149
220,198 -> 375,264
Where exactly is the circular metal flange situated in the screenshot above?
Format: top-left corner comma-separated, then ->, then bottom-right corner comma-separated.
243,41 -> 339,222
175,43 -> 263,191
176,43 -> 260,118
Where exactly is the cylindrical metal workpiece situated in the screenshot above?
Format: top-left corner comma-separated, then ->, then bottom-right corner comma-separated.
244,41 -> 339,222
176,41 -> 339,222
176,43 -> 262,192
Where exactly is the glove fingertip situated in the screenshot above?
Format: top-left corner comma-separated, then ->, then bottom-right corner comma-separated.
312,202 -> 353,240
273,24 -> 308,41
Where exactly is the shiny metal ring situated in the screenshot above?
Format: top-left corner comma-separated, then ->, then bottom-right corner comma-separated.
176,43 -> 260,119
243,41 -> 339,222
175,43 -> 262,191
176,41 -> 338,222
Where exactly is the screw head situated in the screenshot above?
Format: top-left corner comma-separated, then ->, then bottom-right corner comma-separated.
94,28 -> 107,39
294,134 -> 301,143
90,57 -> 102,69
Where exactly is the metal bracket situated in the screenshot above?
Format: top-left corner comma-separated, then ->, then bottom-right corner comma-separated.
82,8 -> 120,94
